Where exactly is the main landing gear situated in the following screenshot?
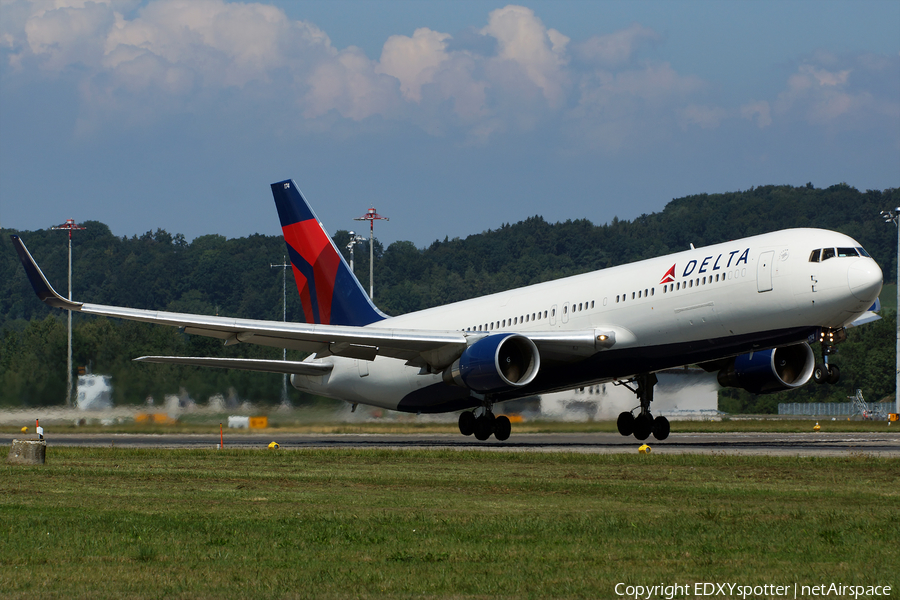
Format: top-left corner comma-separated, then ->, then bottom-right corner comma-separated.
458,406 -> 511,441
616,373 -> 670,441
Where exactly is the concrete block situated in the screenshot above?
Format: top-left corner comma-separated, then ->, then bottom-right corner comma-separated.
7,439 -> 46,465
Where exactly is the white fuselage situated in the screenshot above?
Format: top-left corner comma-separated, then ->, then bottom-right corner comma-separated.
291,228 -> 882,412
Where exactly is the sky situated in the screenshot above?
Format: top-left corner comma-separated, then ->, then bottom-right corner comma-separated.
1,0 -> 898,248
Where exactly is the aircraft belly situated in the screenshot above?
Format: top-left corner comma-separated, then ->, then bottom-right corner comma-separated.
493,325 -> 818,402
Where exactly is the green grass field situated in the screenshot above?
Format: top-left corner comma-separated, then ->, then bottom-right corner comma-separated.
1,448 -> 897,599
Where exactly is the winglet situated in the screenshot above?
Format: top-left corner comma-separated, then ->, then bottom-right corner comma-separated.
9,235 -> 83,311
270,180 -> 386,326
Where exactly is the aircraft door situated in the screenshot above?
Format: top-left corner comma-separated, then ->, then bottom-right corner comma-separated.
561,302 -> 570,324
550,304 -> 558,326
757,251 -> 775,293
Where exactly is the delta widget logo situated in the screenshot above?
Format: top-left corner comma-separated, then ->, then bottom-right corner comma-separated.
659,265 -> 676,284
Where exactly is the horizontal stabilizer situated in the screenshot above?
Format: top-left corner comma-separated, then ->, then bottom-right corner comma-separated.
847,298 -> 882,328
134,356 -> 333,375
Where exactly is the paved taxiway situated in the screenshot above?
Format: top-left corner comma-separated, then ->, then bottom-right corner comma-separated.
3,432 -> 898,456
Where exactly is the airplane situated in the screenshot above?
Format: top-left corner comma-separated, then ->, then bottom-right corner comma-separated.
10,180 -> 883,442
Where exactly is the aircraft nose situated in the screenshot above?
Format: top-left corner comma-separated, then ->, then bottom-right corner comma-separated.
848,259 -> 883,301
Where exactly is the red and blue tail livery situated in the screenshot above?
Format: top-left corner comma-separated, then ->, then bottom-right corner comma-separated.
270,180 -> 385,326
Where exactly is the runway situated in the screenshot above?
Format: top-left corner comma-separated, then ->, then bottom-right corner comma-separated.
4,431 -> 899,456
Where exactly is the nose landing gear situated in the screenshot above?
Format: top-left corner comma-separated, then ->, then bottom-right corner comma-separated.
814,328 -> 844,385
616,373 -> 670,441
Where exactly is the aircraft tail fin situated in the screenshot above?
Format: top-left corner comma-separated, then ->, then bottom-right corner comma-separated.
271,180 -> 386,326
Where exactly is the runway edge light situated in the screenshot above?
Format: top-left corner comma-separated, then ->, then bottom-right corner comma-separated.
639,444 -> 652,454
268,441 -> 279,450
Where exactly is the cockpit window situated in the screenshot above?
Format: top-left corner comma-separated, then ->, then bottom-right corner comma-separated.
856,247 -> 870,258
809,249 -> 821,263
837,247 -> 858,258
821,248 -> 836,261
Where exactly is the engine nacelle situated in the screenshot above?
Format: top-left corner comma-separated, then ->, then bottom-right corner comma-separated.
443,334 -> 540,393
717,343 -> 815,394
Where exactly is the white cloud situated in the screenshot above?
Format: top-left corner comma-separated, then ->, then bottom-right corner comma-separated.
304,46 -> 400,121
480,5 -> 570,108
740,101 -> 772,128
575,23 -> 659,66
13,0 -> 891,156
22,1 -> 116,70
774,58 -> 899,128
377,27 -> 451,102
2,0 -> 713,145
680,104 -> 728,130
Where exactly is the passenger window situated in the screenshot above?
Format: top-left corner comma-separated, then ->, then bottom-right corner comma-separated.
837,247 -> 858,258
809,249 -> 821,262
822,248 -> 836,261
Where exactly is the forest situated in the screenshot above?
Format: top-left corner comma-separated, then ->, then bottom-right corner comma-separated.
1,183 -> 897,411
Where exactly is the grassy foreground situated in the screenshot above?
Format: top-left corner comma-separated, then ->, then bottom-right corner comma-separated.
1,449 -> 898,600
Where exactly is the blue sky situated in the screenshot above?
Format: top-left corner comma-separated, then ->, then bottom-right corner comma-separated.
1,0 -> 898,248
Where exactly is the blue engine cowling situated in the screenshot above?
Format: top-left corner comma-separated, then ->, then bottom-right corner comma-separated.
442,334 -> 540,393
717,343 -> 815,394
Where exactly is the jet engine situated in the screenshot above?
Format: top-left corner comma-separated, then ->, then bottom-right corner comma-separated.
443,334 -> 540,393
716,343 -> 815,394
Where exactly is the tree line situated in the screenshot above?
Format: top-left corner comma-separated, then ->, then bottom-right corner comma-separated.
1,183 -> 896,409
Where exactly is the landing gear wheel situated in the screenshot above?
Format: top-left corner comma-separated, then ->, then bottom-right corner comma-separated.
474,414 -> 495,441
617,412 -> 635,436
813,364 -> 828,384
458,411 -> 476,436
494,415 -> 511,441
826,364 -> 840,385
652,416 -> 670,441
633,414 -> 653,441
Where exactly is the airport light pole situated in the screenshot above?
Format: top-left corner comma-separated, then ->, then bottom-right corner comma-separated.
346,231 -> 365,273
881,207 -> 900,416
51,219 -> 86,408
270,255 -> 291,407
354,207 -> 389,299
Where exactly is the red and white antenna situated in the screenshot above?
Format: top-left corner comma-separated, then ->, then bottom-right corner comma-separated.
354,207 -> 389,299
51,219 -> 86,408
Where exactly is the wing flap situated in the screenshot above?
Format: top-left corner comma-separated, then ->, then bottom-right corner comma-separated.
134,356 -> 333,375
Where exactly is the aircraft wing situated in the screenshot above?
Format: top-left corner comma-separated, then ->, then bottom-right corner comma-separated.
11,235 -> 608,371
